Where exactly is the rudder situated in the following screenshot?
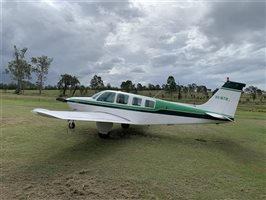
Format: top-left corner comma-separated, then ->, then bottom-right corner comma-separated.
197,81 -> 246,118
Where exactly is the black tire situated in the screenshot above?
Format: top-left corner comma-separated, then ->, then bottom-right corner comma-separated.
121,124 -> 130,129
98,132 -> 110,139
68,122 -> 75,129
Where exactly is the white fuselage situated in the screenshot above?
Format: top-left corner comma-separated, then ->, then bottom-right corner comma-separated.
67,97 -> 223,125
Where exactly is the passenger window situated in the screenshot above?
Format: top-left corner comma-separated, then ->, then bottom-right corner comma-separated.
116,94 -> 129,104
132,97 -> 142,106
97,92 -> 116,103
145,100 -> 155,108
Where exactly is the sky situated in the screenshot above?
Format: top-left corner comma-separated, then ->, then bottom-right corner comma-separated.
1,0 -> 265,90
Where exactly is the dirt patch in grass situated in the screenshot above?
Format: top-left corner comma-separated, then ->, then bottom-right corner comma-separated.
2,171 -> 182,200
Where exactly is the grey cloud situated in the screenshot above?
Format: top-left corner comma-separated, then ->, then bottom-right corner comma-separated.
2,1 -> 265,90
151,53 -> 177,68
78,1 -> 143,22
130,67 -> 145,73
201,2 -> 265,45
81,57 -> 125,76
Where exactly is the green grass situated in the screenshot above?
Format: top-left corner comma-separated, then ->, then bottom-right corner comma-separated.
1,92 -> 265,199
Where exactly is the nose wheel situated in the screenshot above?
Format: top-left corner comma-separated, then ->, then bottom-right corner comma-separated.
68,120 -> 75,129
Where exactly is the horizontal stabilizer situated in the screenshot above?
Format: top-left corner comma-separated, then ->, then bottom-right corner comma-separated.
206,112 -> 233,122
32,108 -> 131,124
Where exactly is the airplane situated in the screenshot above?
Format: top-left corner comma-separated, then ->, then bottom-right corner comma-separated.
32,80 -> 246,138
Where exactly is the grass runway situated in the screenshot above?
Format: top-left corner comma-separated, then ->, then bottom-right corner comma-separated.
1,93 -> 265,199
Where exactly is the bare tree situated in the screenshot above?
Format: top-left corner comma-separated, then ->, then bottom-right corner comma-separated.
6,45 -> 31,94
31,56 -> 53,94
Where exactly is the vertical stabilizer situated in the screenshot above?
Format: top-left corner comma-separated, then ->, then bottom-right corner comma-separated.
197,81 -> 246,118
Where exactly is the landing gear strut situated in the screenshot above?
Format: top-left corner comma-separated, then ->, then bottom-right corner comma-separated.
68,120 -> 75,129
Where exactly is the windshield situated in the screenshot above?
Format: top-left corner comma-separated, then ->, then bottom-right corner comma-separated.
97,92 -> 116,103
92,92 -> 102,99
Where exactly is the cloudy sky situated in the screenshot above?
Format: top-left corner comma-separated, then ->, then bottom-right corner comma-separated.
1,0 -> 265,89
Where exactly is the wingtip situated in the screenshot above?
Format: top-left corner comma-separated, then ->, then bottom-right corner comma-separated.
31,108 -> 48,114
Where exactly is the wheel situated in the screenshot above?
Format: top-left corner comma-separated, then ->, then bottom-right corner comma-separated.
68,121 -> 75,129
121,124 -> 130,129
98,132 -> 110,139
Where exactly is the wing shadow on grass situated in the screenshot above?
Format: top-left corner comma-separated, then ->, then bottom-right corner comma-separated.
22,126 -> 153,176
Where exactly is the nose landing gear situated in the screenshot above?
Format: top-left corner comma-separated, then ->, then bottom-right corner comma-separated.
68,120 -> 75,129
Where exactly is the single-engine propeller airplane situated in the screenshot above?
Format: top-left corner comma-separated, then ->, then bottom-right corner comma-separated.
32,80 -> 245,138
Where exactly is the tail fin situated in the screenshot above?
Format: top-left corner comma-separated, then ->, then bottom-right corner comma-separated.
197,81 -> 246,118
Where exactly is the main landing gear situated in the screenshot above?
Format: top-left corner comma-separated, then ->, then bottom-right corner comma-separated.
96,122 -> 113,139
66,121 -> 130,139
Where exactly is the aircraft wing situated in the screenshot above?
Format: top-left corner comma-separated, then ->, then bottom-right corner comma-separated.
32,108 -> 131,124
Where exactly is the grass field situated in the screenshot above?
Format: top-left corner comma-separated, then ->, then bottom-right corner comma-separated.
1,92 -> 265,199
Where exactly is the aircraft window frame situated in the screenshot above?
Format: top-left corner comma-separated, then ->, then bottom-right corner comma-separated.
132,97 -> 142,106
116,94 -> 129,104
96,92 -> 116,103
145,100 -> 155,108
92,92 -> 102,99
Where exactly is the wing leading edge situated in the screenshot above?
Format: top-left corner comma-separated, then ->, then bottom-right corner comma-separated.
32,108 -> 131,124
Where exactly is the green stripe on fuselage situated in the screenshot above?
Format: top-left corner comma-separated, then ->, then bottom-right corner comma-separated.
155,100 -> 205,115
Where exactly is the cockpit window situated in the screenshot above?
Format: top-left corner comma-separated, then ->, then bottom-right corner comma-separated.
145,100 -> 155,108
92,92 -> 101,99
116,94 -> 129,104
132,97 -> 142,106
97,92 -> 116,103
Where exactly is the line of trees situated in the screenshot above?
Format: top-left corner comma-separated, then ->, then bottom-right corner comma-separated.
54,74 -> 265,102
2,46 -> 265,101
2,70 -> 265,101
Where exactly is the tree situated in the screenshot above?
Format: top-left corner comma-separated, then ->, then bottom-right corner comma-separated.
155,84 -> 161,90
197,85 -> 208,99
70,76 -> 80,96
121,80 -> 135,92
90,75 -> 104,90
177,84 -> 182,99
245,86 -> 260,101
57,74 -> 73,96
31,56 -> 53,94
165,76 -> 177,96
6,45 -> 31,94
188,83 -> 197,98
106,83 -> 112,89
79,85 -> 86,95
57,74 -> 80,96
148,83 -> 156,90
182,86 -> 188,98
136,83 -> 143,91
